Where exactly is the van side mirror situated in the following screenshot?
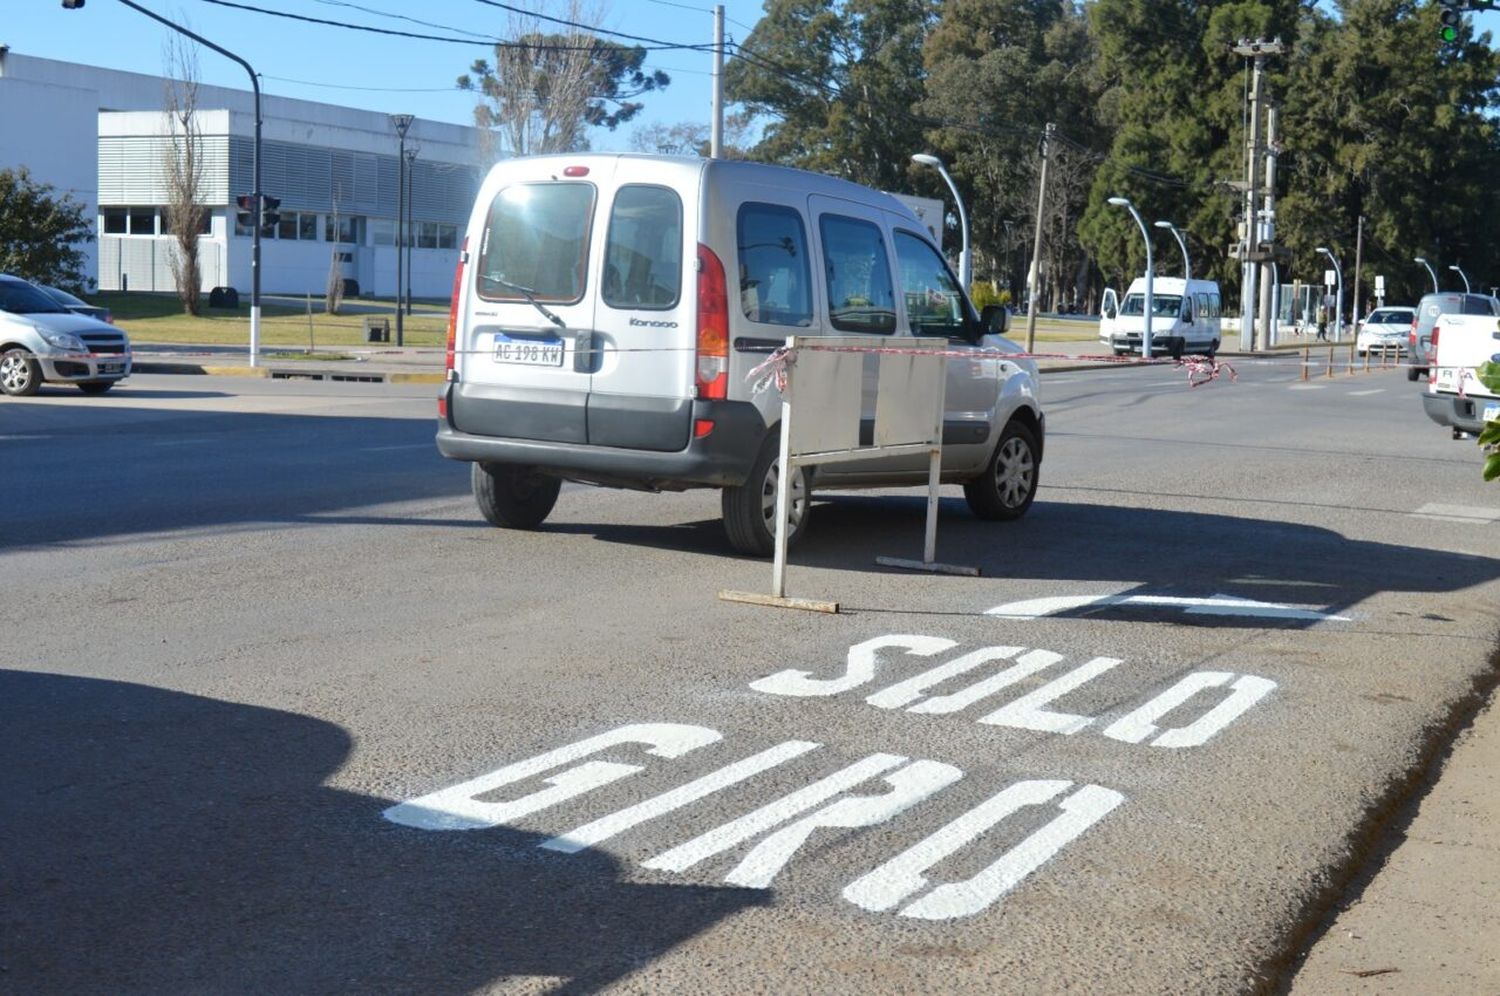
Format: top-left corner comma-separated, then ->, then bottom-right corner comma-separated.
980,304 -> 1009,335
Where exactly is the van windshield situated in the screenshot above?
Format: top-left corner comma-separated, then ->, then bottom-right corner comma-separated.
477,183 -> 595,304
1119,293 -> 1182,318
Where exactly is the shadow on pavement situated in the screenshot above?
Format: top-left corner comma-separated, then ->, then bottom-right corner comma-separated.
0,670 -> 765,994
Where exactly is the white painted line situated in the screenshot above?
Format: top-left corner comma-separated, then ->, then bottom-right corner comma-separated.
541,740 -> 821,854
0,435 -> 52,441
1348,389 -> 1384,396
985,592 -> 1351,622
1286,383 -> 1327,390
1410,503 -> 1500,524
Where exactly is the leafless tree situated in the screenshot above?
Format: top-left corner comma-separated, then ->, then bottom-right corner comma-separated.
163,36 -> 208,316
325,185 -> 345,315
629,112 -> 753,158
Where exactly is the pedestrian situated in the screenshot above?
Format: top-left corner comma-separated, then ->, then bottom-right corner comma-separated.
1316,306 -> 1328,341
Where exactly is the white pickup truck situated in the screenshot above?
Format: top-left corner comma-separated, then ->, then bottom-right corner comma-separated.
1421,312 -> 1500,438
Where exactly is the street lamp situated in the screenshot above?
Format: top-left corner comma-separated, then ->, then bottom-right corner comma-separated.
390,113 -> 414,346
1153,220 -> 1190,282
911,153 -> 970,290
1414,256 -> 1439,294
1316,246 -> 1344,341
70,0 -> 265,366
1448,264 -> 1471,293
405,146 -> 418,316
1108,197 -> 1153,358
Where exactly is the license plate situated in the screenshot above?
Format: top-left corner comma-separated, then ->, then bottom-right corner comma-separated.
1484,402 -> 1500,423
97,363 -> 123,375
494,336 -> 564,366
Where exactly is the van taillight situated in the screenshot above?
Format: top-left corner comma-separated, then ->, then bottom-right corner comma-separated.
695,242 -> 729,400
446,236 -> 467,375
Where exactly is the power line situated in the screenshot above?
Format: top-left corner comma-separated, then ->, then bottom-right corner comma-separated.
194,0 -> 712,50
468,0 -> 711,50
308,0 -> 494,41
262,74 -> 469,93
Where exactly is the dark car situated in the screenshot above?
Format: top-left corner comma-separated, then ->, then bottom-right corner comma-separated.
1407,291 -> 1500,381
36,283 -> 112,324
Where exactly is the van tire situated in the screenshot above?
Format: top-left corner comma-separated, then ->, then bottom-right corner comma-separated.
964,421 -> 1039,521
1407,366 -> 1421,382
722,433 -> 809,556
77,381 -> 114,395
472,461 -> 561,529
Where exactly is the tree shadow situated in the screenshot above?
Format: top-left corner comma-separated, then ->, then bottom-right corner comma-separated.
0,670 -> 765,994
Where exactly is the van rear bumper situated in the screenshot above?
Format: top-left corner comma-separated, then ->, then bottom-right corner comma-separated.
436,395 -> 768,489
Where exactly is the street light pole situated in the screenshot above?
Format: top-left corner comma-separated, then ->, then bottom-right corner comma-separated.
390,114 -> 413,347
1414,256 -> 1439,294
1109,197 -> 1153,358
1153,220 -> 1190,282
405,146 -> 417,316
1448,264 -> 1471,293
911,153 -> 970,291
77,0 -> 265,366
1317,246 -> 1343,341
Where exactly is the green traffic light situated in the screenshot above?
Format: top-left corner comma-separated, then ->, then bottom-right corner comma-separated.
1441,24 -> 1458,41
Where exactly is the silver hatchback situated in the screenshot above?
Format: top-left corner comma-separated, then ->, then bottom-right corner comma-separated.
0,275 -> 131,396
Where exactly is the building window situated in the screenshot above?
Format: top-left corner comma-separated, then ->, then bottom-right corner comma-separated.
371,218 -> 394,246
102,209 -> 128,235
160,211 -> 212,236
299,213 -> 317,241
437,223 -> 457,249
128,208 -> 157,236
325,215 -> 364,245
418,221 -> 438,249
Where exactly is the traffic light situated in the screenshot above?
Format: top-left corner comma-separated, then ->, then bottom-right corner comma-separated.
235,193 -> 256,230
259,195 -> 281,236
1439,0 -> 1464,44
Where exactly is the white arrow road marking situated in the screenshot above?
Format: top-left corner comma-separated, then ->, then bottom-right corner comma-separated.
985,592 -> 1350,622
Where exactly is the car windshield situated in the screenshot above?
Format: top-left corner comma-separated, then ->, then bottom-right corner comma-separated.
42,285 -> 89,309
1366,310 -> 1411,324
1119,293 -> 1182,317
0,281 -> 68,315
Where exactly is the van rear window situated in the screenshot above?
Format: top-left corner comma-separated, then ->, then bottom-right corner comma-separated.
603,185 -> 682,310
476,182 -> 595,304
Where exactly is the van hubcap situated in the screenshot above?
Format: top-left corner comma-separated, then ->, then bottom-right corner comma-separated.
994,437 -> 1035,508
759,458 -> 808,535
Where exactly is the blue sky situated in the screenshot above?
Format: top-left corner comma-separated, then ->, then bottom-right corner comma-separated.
9,0 -> 771,150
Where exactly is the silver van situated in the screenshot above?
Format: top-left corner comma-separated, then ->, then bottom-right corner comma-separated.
1407,291 -> 1500,381
436,155 -> 1045,554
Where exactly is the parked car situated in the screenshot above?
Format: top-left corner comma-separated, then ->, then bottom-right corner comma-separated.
1354,306 -> 1415,357
35,283 -> 113,324
0,274 -> 131,396
1407,291 -> 1500,381
437,154 -> 1044,555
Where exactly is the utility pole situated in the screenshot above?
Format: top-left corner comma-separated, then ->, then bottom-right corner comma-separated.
1257,105 -> 1279,349
1025,122 -> 1054,354
710,5 -> 724,159
1233,37 -> 1284,351
1351,214 -> 1364,327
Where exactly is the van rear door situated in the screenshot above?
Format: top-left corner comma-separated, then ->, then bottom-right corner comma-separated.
586,159 -> 696,451
458,174 -> 598,444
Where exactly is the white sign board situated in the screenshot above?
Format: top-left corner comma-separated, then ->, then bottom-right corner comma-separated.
890,194 -> 945,250
1324,270 -> 1337,288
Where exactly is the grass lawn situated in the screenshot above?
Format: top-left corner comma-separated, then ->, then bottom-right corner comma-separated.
97,292 -> 447,347
95,291 -> 1096,347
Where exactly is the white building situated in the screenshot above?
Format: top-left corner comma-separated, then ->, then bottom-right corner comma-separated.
0,50 -> 483,299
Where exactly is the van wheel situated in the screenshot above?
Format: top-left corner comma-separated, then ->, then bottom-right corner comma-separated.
1,348 -> 41,396
471,462 -> 561,529
965,421 -> 1039,521
77,381 -> 114,395
722,433 -> 809,556
1407,367 -> 1421,382
1206,339 -> 1220,357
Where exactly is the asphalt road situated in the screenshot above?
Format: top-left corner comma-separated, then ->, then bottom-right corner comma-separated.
3,361 -> 1497,994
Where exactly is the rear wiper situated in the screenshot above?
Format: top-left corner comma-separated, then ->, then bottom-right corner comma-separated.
488,275 -> 565,329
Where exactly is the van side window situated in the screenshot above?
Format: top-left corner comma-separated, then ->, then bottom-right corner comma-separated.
603,185 -> 682,311
736,203 -> 813,327
476,182 -> 595,304
894,230 -> 968,338
1210,293 -> 1221,318
818,214 -> 896,334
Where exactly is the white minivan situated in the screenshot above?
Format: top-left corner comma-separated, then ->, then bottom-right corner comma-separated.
1098,277 -> 1222,357
436,154 -> 1046,554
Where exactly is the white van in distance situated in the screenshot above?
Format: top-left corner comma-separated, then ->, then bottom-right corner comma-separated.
1098,277 -> 1222,357
436,154 -> 1047,555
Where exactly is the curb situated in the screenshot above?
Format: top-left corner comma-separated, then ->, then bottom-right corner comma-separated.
130,361 -> 445,384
